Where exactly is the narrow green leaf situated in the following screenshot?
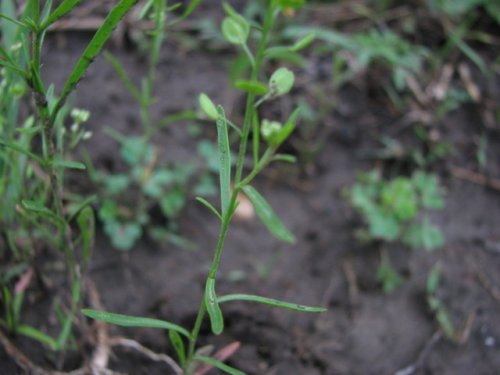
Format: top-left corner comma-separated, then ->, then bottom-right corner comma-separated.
195,355 -> 246,375
77,206 -> 95,268
53,0 -> 137,118
67,195 -> 97,222
242,185 -> 295,243
81,309 -> 191,338
180,0 -> 202,19
234,80 -> 269,95
41,0 -> 80,29
53,159 -> 86,170
273,154 -> 297,163
252,112 -> 260,167
0,13 -> 30,30
218,294 -> 326,313
290,31 -> 316,52
204,278 -> 224,335
274,107 -> 301,146
216,106 -> 231,217
17,325 -> 57,349
104,51 -> 142,101
0,139 -> 45,165
168,330 -> 186,367
21,200 -> 65,225
196,197 -> 223,221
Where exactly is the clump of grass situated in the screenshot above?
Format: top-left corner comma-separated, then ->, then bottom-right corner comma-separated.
83,1 -> 326,373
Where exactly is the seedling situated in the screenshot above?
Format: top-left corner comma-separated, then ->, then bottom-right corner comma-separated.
83,2 -> 325,374
426,265 -> 455,340
348,169 -> 446,292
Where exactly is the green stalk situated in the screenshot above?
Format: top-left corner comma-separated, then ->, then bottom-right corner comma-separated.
185,2 -> 276,369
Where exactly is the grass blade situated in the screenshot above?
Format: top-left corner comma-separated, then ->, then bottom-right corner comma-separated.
41,0 -> 80,30
195,355 -> 246,375
81,309 -> 191,338
218,294 -> 326,313
216,106 -> 231,217
17,325 -> 57,349
204,278 -> 224,335
242,185 -> 295,243
53,0 -> 137,119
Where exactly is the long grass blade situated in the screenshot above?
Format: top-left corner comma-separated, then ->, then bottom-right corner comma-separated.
81,309 -> 191,338
218,294 -> 326,313
53,0 -> 137,119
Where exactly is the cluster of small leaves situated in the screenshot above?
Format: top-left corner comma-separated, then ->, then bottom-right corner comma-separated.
349,170 -> 446,251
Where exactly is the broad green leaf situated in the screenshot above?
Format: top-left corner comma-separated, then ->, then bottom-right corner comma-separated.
381,178 -> 417,220
168,330 -> 186,366
81,309 -> 191,338
41,0 -> 80,29
242,185 -> 295,243
103,220 -> 142,251
195,355 -> 245,375
402,219 -> 444,251
367,208 -> 400,241
216,106 -> 231,217
160,189 -> 186,217
104,174 -> 130,195
269,67 -> 295,97
234,80 -> 269,95
413,171 -> 445,210
205,278 -> 224,335
53,0 -> 137,117
218,294 -> 326,313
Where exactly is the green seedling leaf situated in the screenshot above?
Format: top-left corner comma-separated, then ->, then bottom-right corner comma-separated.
381,178 -> 417,220
54,0 -> 137,117
199,93 -> 218,120
273,154 -> 297,163
205,278 -> 224,335
218,294 -> 326,313
195,355 -> 245,375
216,106 -> 231,217
81,309 -> 191,338
221,17 -> 249,45
168,330 -> 186,366
264,46 -> 306,66
104,221 -> 142,251
0,139 -> 45,165
426,266 -> 441,295
376,262 -> 403,293
41,0 -> 80,29
21,200 -> 65,226
436,309 -> 455,339
161,189 -> 186,218
53,159 -> 86,170
120,137 -> 154,165
367,208 -> 400,241
269,67 -> 295,97
402,218 -> 444,251
276,0 -> 306,9
104,174 -> 130,195
180,0 -> 202,19
242,185 -> 295,243
77,206 -> 95,268
196,197 -> 223,221
234,80 -> 269,95
290,32 -> 316,52
104,51 -> 141,101
412,171 -> 445,210
17,324 -> 57,349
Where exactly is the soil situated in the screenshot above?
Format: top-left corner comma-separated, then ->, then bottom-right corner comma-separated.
1,3 -> 500,375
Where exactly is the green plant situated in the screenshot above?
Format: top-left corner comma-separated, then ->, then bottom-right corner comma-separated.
426,265 -> 455,340
83,1 -> 325,373
93,0 -> 204,251
0,0 -> 134,352
348,169 -> 446,292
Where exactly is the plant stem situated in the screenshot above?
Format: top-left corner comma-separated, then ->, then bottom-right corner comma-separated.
185,2 -> 276,369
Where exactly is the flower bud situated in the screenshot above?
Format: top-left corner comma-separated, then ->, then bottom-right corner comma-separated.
199,93 -> 218,120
